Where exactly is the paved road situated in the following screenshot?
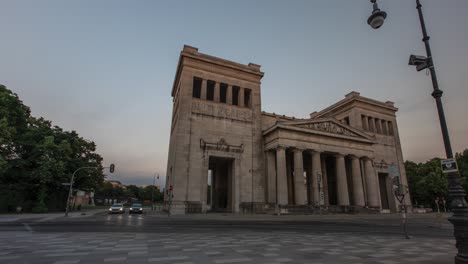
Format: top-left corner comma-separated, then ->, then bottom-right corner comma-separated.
0,212 -> 457,264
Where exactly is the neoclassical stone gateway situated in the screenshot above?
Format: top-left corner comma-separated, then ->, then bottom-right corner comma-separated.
165,45 -> 411,214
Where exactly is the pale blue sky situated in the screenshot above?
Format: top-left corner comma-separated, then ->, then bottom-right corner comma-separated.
1,0 -> 467,187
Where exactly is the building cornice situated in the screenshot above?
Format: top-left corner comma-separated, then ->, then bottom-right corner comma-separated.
171,45 -> 264,97
310,91 -> 398,119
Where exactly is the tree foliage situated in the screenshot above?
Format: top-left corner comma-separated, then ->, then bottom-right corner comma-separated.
406,149 -> 468,208
94,183 -> 163,204
0,85 -> 104,212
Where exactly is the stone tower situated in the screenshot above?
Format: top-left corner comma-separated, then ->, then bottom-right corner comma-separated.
165,45 -> 265,214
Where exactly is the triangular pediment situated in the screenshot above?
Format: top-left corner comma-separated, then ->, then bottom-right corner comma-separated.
280,118 -> 374,141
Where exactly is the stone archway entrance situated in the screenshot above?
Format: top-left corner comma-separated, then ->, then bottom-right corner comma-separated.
208,156 -> 234,212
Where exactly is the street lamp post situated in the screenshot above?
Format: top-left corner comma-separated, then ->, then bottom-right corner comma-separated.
367,1 -> 468,263
65,167 -> 98,217
65,164 -> 115,217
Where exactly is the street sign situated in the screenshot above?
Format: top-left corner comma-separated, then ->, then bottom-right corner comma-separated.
441,158 -> 458,173
169,185 -> 173,191
319,191 -> 324,205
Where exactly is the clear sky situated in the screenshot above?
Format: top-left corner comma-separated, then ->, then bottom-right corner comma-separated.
1,0 -> 467,187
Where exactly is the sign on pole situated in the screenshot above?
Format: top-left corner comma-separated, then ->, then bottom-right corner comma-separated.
441,158 -> 458,173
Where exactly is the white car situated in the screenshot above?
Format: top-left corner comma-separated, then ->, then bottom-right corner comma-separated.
108,203 -> 125,214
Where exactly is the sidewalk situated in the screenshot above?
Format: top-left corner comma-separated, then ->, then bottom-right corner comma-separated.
147,211 -> 452,220
0,209 -> 105,223
146,211 -> 454,230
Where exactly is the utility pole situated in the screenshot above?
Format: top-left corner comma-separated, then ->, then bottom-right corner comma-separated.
151,173 -> 156,211
65,164 -> 115,217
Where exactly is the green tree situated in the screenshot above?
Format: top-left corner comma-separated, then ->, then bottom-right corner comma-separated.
141,185 -> 163,203
125,185 -> 141,199
456,149 -> 468,195
406,150 -> 468,208
0,85 -> 104,212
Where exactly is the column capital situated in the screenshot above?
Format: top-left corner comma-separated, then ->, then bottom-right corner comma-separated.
348,154 -> 360,160
335,153 -> 345,158
293,147 -> 306,153
361,156 -> 374,162
276,145 -> 288,151
309,149 -> 321,155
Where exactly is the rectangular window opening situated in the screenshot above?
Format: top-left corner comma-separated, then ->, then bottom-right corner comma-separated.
192,77 -> 202,99
207,80 -> 215,101
381,120 -> 388,135
232,86 -> 239,106
220,83 -> 228,103
344,117 -> 350,125
244,88 -> 251,108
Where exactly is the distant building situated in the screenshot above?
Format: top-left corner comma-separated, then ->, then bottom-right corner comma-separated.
165,45 -> 410,214
104,180 -> 124,188
72,190 -> 94,207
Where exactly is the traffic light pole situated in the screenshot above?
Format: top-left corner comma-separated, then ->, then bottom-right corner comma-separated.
65,165 -> 115,217
65,167 -> 98,217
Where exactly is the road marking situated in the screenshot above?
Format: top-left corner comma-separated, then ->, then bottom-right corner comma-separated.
213,258 -> 252,263
46,252 -> 89,257
104,257 -> 126,262
148,256 -> 189,262
22,223 -> 33,232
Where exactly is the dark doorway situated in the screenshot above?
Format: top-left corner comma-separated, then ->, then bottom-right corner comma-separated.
379,173 -> 390,210
208,156 -> 233,212
325,156 -> 337,205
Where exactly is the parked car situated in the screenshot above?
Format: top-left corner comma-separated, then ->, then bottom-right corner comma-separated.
129,203 -> 143,214
108,203 -> 125,214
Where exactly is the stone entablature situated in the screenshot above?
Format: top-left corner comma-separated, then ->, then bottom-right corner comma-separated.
200,138 -> 244,154
192,99 -> 253,123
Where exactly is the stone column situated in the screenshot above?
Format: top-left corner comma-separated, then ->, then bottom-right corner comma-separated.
214,82 -> 220,102
276,146 -> 288,205
364,157 -> 379,207
335,153 -> 350,206
362,115 -> 368,131
200,156 -> 209,213
227,85 -> 233,105
310,151 -> 321,206
266,150 -> 277,204
369,117 -> 375,132
293,149 -> 307,205
200,79 -> 207,100
375,118 -> 382,134
239,88 -> 245,107
350,155 -> 365,207
321,158 -> 329,206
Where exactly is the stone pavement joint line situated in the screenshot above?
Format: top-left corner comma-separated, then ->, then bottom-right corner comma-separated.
0,231 -> 456,264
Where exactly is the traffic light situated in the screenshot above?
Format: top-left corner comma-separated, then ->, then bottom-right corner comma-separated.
109,164 -> 115,173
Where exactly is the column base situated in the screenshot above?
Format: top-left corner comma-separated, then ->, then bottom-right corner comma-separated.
239,202 -> 267,214
167,201 -> 187,215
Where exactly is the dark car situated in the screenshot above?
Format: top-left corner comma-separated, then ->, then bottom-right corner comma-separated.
129,203 -> 143,214
108,203 -> 125,214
